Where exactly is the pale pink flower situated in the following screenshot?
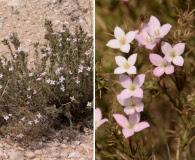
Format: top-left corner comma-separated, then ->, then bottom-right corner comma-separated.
135,23 -> 159,50
117,94 -> 144,115
161,41 -> 185,66
95,108 -> 108,130
147,16 -> 172,39
114,54 -> 137,74
106,26 -> 135,53
113,112 -> 150,138
149,53 -> 174,77
119,74 -> 145,99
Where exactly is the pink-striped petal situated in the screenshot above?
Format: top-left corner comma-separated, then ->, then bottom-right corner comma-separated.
114,26 -> 125,40
153,67 -> 164,77
122,128 -> 134,138
172,56 -> 184,66
145,43 -> 157,50
113,114 -> 129,129
134,122 -> 150,132
173,43 -> 185,55
106,39 -> 121,49
119,74 -> 132,89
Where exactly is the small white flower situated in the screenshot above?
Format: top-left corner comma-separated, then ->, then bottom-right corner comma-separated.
33,90 -> 37,95
27,87 -> 31,91
59,76 -> 65,83
37,113 -> 42,119
70,96 -> 75,101
85,51 -> 90,56
87,102 -> 92,107
106,26 -> 136,53
81,60 -> 85,63
29,73 -> 34,77
3,115 -> 9,121
86,67 -> 91,71
68,71 -> 72,75
8,114 -> 12,117
55,67 -> 63,75
40,72 -> 47,77
34,119 -> 39,124
17,133 -> 24,138
28,121 -> 32,125
21,117 -> 25,121
50,80 -> 56,85
60,86 -> 65,92
36,77 -> 42,81
46,79 -> 51,84
114,54 -> 137,74
76,79 -> 80,84
0,85 -> 2,89
0,74 -> 3,79
9,66 -> 13,71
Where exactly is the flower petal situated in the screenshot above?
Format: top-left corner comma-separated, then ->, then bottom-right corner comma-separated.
122,129 -> 134,138
160,24 -> 172,37
132,88 -> 143,98
173,43 -> 185,55
115,56 -> 127,66
135,102 -> 144,112
124,107 -> 135,115
134,122 -> 150,132
114,26 -> 125,40
172,56 -> 184,66
119,74 -> 132,89
125,31 -> 135,43
148,16 -> 161,29
133,74 -> 145,87
117,94 -> 125,106
113,114 -> 129,129
128,53 -> 137,65
145,43 -> 157,50
95,108 -> 102,122
122,128 -> 134,138
114,67 -> 126,74
153,67 -> 164,77
149,54 -> 163,66
96,119 -> 108,130
120,44 -> 130,53
165,65 -> 174,74
127,66 -> 136,74
129,112 -> 140,124
106,39 -> 121,49
161,41 -> 173,55
120,89 -> 133,99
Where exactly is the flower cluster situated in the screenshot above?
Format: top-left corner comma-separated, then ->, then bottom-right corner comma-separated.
101,15 -> 187,139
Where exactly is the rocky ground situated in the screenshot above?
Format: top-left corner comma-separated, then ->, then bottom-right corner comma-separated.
0,128 -> 93,160
0,0 -> 93,159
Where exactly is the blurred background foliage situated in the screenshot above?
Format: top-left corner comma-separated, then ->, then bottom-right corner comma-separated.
95,0 -> 195,159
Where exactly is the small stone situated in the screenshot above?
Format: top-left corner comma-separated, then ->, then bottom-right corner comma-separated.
72,141 -> 81,146
71,145 -> 76,149
60,143 -> 67,149
52,151 -> 60,158
80,143 -> 90,150
60,149 -> 68,157
34,150 -> 42,155
36,141 -> 43,149
68,151 -> 80,158
9,151 -> 24,160
62,139 -> 67,144
25,151 -> 35,159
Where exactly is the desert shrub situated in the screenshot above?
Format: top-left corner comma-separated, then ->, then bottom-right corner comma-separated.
0,20 -> 93,142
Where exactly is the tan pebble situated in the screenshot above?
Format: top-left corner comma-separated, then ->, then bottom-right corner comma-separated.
60,143 -> 67,149
34,150 -> 42,155
25,151 -> 35,159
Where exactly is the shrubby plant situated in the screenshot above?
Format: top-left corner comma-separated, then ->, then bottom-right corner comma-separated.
95,1 -> 194,159
0,19 -> 93,143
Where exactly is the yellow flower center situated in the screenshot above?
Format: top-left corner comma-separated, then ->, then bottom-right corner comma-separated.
154,29 -> 161,37
145,36 -> 154,43
160,61 -> 168,69
123,62 -> 130,70
170,51 -> 176,58
129,84 -> 136,91
120,37 -> 126,45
